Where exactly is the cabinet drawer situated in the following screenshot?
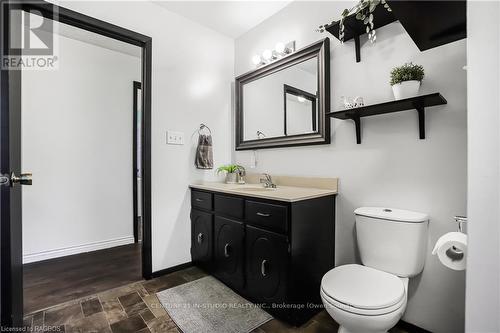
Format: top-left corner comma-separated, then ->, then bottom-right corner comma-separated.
214,194 -> 244,219
191,190 -> 212,211
245,200 -> 288,233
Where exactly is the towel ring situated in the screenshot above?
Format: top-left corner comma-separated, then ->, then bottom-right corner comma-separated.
199,123 -> 212,135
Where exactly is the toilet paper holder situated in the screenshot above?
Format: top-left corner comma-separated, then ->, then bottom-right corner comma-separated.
446,216 -> 468,260
453,215 -> 467,232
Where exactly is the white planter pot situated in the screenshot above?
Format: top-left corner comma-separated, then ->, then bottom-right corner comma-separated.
392,80 -> 421,100
225,173 -> 237,184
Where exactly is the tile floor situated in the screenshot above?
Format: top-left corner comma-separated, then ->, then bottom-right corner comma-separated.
23,266 -> 414,333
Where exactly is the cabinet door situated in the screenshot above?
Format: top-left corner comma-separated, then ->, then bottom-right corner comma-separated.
191,209 -> 213,268
214,216 -> 244,290
246,225 -> 288,303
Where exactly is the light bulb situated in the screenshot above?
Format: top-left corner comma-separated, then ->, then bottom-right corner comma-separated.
252,54 -> 261,65
297,96 -> 306,103
275,42 -> 285,54
262,49 -> 272,61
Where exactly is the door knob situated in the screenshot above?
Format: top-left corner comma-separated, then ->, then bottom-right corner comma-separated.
0,172 -> 32,187
10,172 -> 32,186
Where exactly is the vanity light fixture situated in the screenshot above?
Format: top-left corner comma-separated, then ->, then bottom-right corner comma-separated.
251,41 -> 296,68
252,55 -> 262,66
275,42 -> 286,54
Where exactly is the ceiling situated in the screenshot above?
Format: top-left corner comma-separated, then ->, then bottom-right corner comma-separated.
153,1 -> 292,38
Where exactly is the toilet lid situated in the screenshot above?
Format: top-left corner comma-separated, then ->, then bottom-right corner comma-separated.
321,264 -> 405,310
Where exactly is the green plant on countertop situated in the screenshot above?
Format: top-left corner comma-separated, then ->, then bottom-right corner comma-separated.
317,0 -> 392,43
216,164 -> 245,175
390,62 -> 425,86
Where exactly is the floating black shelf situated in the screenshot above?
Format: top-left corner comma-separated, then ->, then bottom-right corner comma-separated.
326,93 -> 447,144
386,1 -> 466,51
324,1 -> 466,61
325,6 -> 397,62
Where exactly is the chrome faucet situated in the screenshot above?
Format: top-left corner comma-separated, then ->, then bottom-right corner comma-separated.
236,168 -> 246,184
260,173 -> 277,188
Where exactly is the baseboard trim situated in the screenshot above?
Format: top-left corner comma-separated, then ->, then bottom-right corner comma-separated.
23,236 -> 135,264
151,262 -> 192,278
398,320 -> 432,333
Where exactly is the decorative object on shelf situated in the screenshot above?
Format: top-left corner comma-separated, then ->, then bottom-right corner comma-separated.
318,2 -> 395,63
341,96 -> 365,109
251,41 -> 295,68
195,123 -> 213,169
340,0 -> 392,44
390,62 -> 425,100
216,164 -> 245,184
327,93 -> 446,144
317,0 -> 392,42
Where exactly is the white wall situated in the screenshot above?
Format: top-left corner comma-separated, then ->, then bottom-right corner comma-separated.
54,1 -> 234,272
465,1 -> 500,332
234,2 -> 467,332
21,32 -> 141,263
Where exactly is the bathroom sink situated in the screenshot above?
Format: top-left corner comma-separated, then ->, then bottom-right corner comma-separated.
230,185 -> 277,192
239,187 -> 277,192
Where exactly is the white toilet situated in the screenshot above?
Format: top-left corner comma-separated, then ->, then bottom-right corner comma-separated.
321,207 -> 429,333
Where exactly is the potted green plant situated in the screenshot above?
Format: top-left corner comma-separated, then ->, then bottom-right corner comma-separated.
390,62 -> 425,100
216,164 -> 245,184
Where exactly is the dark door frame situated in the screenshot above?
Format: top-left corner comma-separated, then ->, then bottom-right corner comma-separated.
133,81 -> 142,244
283,84 -> 317,136
1,0 -> 153,327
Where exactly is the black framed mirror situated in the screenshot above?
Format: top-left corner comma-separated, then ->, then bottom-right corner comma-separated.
235,38 -> 330,150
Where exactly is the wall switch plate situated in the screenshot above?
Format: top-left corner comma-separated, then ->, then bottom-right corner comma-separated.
166,131 -> 184,145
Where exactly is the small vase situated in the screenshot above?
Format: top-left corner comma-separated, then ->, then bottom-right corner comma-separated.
225,173 -> 237,184
392,80 -> 421,100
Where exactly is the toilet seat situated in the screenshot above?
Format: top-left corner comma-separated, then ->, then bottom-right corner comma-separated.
321,264 -> 406,316
321,288 -> 405,316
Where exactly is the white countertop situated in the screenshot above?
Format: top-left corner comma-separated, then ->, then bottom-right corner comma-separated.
189,181 -> 338,202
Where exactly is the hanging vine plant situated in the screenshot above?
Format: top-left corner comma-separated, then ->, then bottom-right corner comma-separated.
317,0 -> 392,43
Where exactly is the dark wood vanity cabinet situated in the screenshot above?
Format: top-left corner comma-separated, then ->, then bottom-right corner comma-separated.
189,189 -> 336,325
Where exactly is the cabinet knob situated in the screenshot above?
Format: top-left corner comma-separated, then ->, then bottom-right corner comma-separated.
197,233 -> 204,244
224,243 -> 231,258
261,259 -> 268,277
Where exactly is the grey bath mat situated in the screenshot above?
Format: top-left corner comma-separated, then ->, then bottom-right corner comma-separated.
156,276 -> 272,333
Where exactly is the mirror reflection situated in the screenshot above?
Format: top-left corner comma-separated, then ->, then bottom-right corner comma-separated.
242,57 -> 318,141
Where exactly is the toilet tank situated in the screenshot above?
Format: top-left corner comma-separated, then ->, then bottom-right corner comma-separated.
355,207 -> 429,277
